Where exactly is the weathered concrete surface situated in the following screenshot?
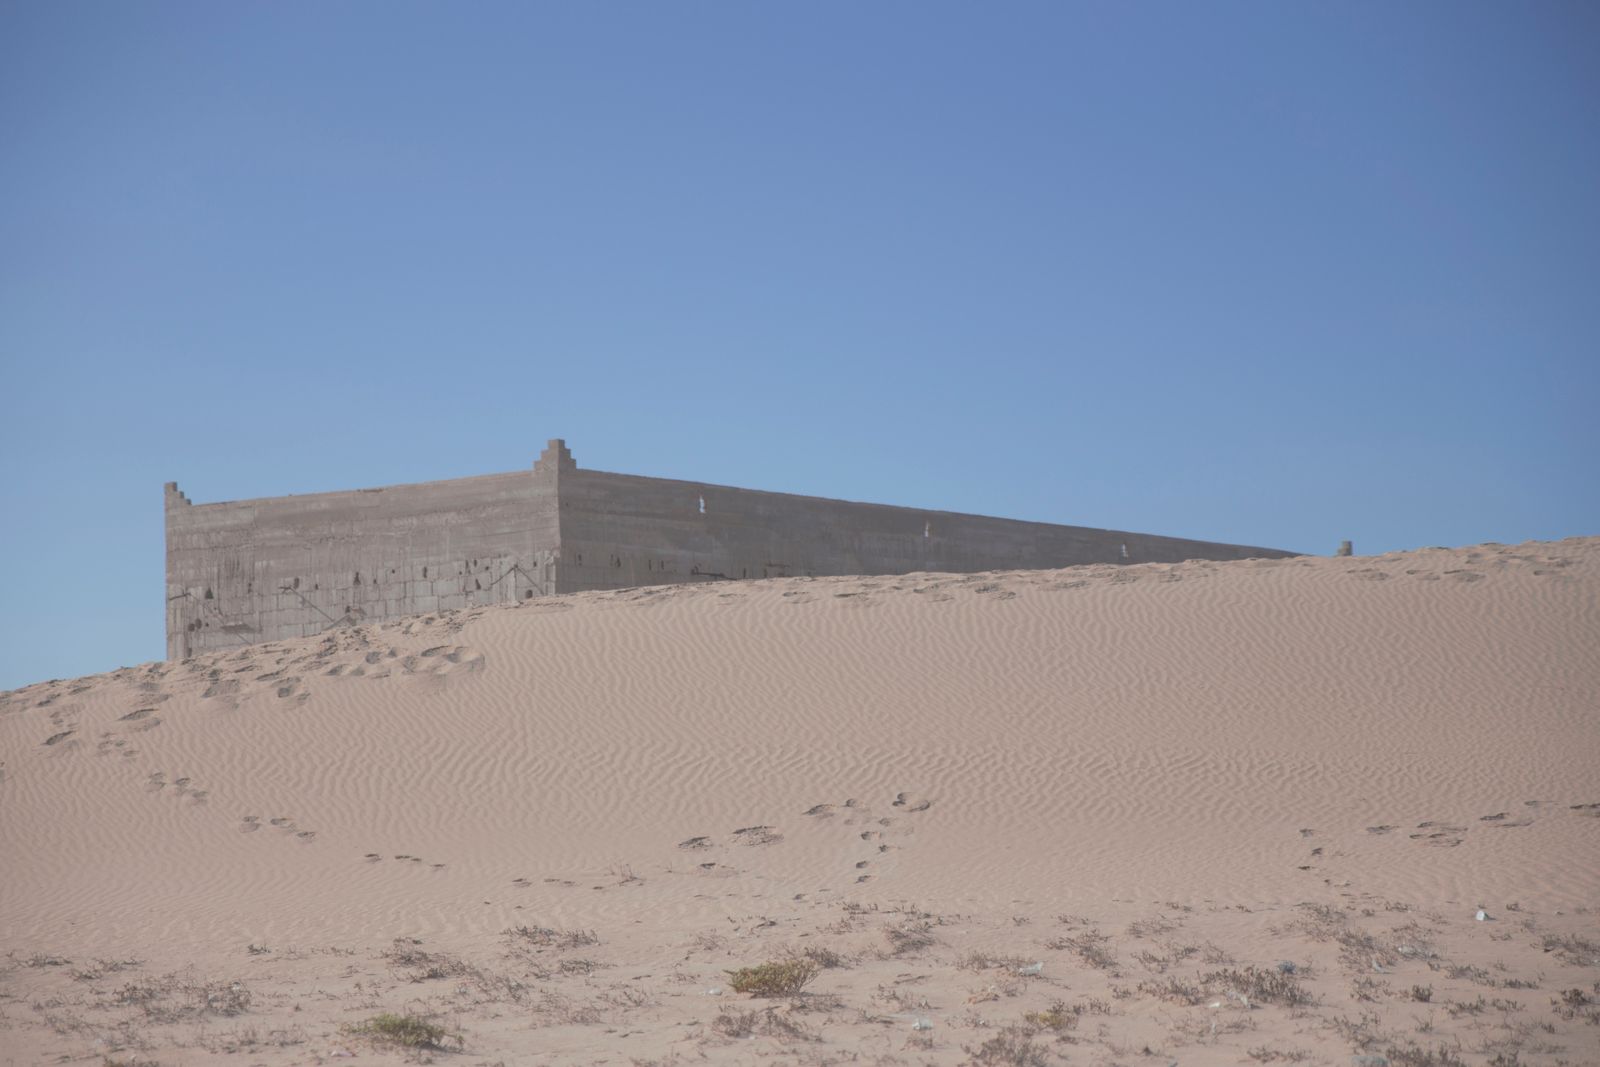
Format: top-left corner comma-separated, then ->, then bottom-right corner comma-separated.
167,439 -> 1297,657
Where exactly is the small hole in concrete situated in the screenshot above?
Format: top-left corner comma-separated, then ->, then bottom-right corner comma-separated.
524,590 -> 534,599
203,587 -> 213,599
293,577 -> 300,590
422,567 -> 427,578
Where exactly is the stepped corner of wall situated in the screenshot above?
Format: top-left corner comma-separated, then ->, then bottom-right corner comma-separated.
534,438 -> 577,477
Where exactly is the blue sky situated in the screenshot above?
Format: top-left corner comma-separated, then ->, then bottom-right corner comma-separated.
2,1 -> 1596,689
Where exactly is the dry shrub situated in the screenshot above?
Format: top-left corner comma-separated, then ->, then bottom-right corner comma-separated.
711,1006 -> 815,1041
1201,966 -> 1311,1007
112,973 -> 251,1021
801,946 -> 851,969
959,950 -> 1030,972
1045,930 -> 1117,971
965,1026 -> 1054,1066
347,1013 -> 462,1050
382,940 -> 526,1001
884,920 -> 937,957
1542,933 -> 1600,967
1021,999 -> 1080,1032
726,958 -> 819,997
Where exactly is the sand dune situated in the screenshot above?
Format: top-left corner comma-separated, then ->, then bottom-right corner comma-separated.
3,538 -> 1597,1064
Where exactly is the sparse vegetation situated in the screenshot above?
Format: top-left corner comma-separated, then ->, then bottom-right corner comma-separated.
1412,984 -> 1435,1003
504,924 -> 598,949
712,1006 -> 815,1041
725,958 -> 819,997
1542,933 -> 1600,967
1383,1041 -> 1469,1067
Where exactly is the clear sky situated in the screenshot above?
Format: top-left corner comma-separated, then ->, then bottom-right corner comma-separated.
2,1 -> 1596,690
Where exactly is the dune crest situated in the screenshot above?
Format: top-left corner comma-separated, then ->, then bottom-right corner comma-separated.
4,538 -> 1597,1063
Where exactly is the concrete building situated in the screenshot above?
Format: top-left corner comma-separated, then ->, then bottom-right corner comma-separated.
165,439 -> 1296,659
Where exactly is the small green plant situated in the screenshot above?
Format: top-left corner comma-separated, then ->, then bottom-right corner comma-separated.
348,1013 -> 461,1050
1411,984 -> 1433,1002
725,958 -> 819,997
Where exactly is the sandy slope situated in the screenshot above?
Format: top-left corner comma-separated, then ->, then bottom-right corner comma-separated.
2,538 -> 1597,1065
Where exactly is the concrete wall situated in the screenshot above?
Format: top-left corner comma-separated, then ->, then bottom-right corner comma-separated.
165,444 -> 565,658
167,439 -> 1296,658
557,467 -> 1294,593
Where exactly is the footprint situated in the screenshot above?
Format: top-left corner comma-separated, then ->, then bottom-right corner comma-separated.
731,826 -> 782,846
1410,833 -> 1464,848
118,709 -> 157,722
146,772 -> 167,792
891,792 -> 932,813
240,816 -> 262,834
42,730 -> 74,746
1365,825 -> 1397,835
364,853 -> 382,862
201,678 -> 241,700
677,836 -> 712,850
803,804 -> 837,817
296,830 -> 317,842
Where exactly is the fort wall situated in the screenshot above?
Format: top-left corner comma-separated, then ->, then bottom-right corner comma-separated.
165,447 -> 563,659
557,467 -> 1289,593
166,439 -> 1296,657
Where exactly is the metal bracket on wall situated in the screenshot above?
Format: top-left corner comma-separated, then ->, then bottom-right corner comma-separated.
278,584 -> 341,626
483,560 -> 544,594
